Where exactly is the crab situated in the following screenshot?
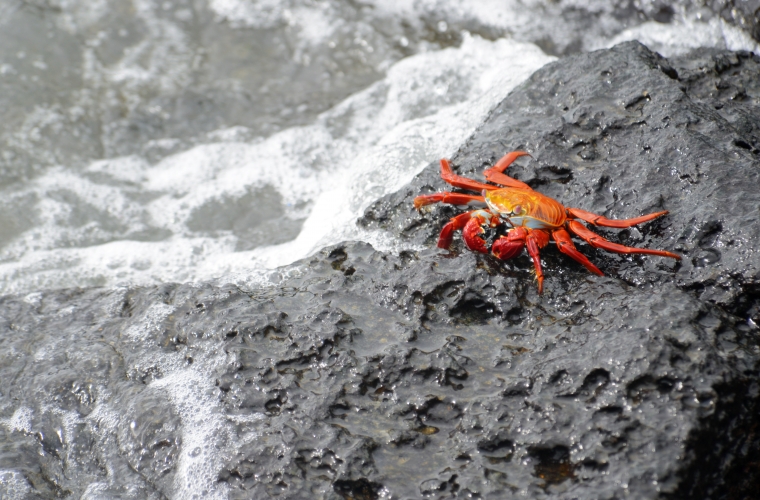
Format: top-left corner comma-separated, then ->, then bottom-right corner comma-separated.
414,151 -> 680,293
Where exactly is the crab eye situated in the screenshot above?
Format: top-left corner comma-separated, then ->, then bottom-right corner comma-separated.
512,205 -> 523,215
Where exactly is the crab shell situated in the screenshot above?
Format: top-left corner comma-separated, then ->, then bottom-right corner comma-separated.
485,188 -> 566,230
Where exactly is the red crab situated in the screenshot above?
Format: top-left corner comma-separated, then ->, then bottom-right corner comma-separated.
414,151 -> 680,293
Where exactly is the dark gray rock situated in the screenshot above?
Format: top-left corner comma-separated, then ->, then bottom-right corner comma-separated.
362,41 -> 760,315
1,42 -> 760,499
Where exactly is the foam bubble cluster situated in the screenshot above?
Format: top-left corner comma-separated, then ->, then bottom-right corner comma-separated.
600,17 -> 760,56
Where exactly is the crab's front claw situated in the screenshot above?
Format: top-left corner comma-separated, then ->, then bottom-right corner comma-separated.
492,236 -> 524,260
462,217 -> 489,253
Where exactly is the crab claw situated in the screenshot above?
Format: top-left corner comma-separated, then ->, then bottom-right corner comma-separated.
492,237 -> 524,260
462,217 -> 489,253
461,209 -> 500,253
492,227 -> 528,260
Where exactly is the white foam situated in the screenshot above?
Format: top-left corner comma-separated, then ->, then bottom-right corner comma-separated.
111,295 -> 250,499
23,292 -> 42,305
600,17 -> 760,57
209,0 -> 285,29
367,0 -> 534,31
123,302 -> 177,341
0,406 -> 33,434
81,482 -> 111,500
82,401 -> 127,492
208,35 -> 554,272
151,370 -> 234,500
87,155 -> 150,184
0,470 -> 32,500
102,0 -> 193,94
210,0 -> 345,71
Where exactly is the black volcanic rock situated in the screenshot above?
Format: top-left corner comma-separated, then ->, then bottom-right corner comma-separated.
1,42 -> 759,499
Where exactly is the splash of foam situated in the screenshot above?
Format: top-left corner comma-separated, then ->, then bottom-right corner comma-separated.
600,17 -> 760,57
115,295 -> 244,499
0,406 -> 33,434
0,470 -> 32,500
0,34 -> 554,294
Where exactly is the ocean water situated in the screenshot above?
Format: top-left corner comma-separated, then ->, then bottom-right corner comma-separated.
0,0 -> 758,498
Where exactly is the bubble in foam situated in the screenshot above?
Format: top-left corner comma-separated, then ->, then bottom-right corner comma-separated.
600,17 -> 760,57
123,302 -> 176,342
151,370 -> 235,500
0,470 -> 33,500
1,406 -> 33,434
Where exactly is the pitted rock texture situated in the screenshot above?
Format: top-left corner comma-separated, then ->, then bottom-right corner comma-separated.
1,42 -> 760,499
362,42 -> 760,319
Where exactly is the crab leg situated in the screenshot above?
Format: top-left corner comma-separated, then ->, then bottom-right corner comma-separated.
551,228 -> 604,276
492,227 -> 548,293
567,207 -> 669,228
413,192 -> 486,209
438,212 -> 472,249
526,231 -> 546,294
439,158 -> 499,192
567,220 -> 681,259
483,151 -> 533,190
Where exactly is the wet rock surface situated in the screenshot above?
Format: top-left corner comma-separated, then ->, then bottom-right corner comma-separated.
2,42 -> 760,499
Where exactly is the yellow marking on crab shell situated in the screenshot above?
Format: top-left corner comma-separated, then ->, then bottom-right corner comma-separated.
485,188 -> 566,229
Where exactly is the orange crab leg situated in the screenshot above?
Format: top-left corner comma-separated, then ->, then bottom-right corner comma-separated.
567,207 -> 669,228
413,192 -> 486,209
483,151 -> 533,190
567,220 -> 681,259
439,158 -> 499,192
551,228 -> 604,276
